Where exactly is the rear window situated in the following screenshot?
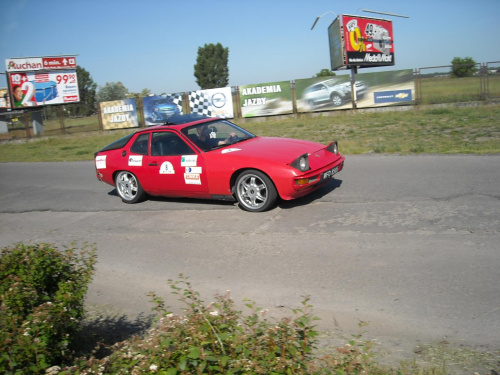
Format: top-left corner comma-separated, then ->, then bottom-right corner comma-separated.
99,133 -> 134,152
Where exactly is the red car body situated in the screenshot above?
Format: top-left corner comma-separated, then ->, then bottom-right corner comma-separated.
94,115 -> 344,212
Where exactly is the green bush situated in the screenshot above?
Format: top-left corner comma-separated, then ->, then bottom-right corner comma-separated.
1,245 -> 454,375
0,242 -> 97,374
58,275 -> 381,375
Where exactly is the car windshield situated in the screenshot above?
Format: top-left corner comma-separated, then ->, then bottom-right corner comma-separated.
182,119 -> 256,152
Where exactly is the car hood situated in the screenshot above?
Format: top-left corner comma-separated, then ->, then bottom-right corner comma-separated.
218,136 -> 326,163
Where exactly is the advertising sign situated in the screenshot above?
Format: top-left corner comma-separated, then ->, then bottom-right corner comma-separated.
5,56 -> 79,109
296,75 -> 354,112
357,69 -> 414,108
100,99 -> 138,130
342,15 -> 394,67
188,87 -> 233,118
328,17 -> 346,71
239,81 -> 293,118
6,56 -> 77,72
295,69 -> 413,112
7,71 -> 80,108
143,94 -> 183,125
0,88 -> 10,110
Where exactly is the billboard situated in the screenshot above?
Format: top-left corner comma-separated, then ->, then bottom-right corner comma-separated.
5,56 -> 79,109
328,15 -> 395,70
188,87 -> 234,118
295,69 -> 413,112
328,17 -> 346,71
239,81 -> 293,118
7,71 -> 80,108
342,15 -> 394,67
6,56 -> 77,72
143,94 -> 183,126
0,88 -> 10,110
100,99 -> 138,130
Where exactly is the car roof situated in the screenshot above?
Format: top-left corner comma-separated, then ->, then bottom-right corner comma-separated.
136,114 -> 220,133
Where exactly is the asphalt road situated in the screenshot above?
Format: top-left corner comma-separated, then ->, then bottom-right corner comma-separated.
1,155 -> 499,366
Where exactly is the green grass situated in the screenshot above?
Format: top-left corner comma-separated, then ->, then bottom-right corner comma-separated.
418,75 -> 500,104
1,104 -> 499,162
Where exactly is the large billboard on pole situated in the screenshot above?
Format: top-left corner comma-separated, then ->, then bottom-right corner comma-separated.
329,15 -> 395,70
5,56 -> 79,108
343,15 -> 394,67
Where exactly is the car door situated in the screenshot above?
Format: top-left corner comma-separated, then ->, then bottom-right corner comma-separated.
143,130 -> 209,197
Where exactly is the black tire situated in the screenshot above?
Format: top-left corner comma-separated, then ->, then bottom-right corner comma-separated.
235,170 -> 278,212
115,171 -> 146,204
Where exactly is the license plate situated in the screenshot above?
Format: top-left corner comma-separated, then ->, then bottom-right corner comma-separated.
322,166 -> 339,180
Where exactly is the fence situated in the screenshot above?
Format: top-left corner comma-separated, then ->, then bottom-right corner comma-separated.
414,61 -> 500,104
1,61 -> 499,141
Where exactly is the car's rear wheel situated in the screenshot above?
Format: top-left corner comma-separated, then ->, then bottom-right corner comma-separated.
235,170 -> 277,212
115,171 -> 145,204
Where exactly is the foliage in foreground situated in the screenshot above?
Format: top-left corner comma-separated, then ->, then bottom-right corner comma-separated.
0,243 -> 471,375
62,275 -> 379,375
0,243 -> 97,374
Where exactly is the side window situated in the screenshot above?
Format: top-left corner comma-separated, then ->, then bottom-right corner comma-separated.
151,132 -> 195,156
130,133 -> 150,155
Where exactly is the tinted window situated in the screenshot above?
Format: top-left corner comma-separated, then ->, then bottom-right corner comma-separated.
151,132 -> 195,156
130,133 -> 150,155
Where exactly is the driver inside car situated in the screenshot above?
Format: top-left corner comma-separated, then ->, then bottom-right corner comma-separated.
196,124 -> 237,148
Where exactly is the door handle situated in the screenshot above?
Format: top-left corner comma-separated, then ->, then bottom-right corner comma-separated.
148,162 -> 158,166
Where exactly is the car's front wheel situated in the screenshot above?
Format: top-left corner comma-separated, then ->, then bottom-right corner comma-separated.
235,170 -> 277,212
115,171 -> 146,204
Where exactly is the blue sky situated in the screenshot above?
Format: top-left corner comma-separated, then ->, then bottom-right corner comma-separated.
1,0 -> 499,95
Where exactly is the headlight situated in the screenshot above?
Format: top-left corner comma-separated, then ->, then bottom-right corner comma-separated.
326,141 -> 338,155
291,153 -> 310,172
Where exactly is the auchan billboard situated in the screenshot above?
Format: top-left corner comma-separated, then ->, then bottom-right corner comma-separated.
5,56 -> 79,108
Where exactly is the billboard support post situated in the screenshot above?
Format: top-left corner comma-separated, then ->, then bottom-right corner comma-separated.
350,66 -> 358,109
32,110 -> 43,135
59,106 -> 66,134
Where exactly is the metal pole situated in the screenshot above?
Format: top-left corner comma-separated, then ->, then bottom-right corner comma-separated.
350,66 -> 358,109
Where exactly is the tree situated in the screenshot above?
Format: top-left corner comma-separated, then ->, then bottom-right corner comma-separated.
73,65 -> 97,116
96,82 -> 129,102
314,69 -> 336,78
128,88 -> 152,99
194,43 -> 229,89
450,57 -> 477,78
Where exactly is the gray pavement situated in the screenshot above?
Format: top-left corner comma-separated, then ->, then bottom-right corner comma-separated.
0,155 -> 499,368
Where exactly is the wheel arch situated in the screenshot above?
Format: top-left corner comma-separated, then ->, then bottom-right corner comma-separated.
229,167 -> 280,198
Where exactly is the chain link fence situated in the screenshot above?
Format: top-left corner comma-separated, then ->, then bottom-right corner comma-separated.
414,61 -> 500,104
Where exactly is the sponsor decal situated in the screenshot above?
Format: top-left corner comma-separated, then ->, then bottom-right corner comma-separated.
185,166 -> 202,174
221,148 -> 241,154
95,155 -> 106,169
181,155 -> 197,167
184,173 -> 201,185
160,161 -> 175,174
128,155 -> 143,166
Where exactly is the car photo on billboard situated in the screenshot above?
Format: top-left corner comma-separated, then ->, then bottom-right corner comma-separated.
302,78 -> 368,108
145,97 -> 181,123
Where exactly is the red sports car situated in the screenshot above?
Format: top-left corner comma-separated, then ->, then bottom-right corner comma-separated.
94,114 -> 345,212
